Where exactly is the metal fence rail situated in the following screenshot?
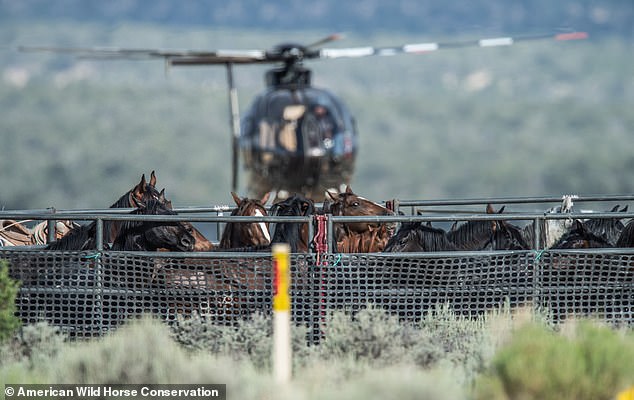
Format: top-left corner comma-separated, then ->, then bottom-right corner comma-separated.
2,196 -> 633,341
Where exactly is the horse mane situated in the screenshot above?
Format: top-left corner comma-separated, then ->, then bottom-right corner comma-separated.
446,220 -> 493,250
45,223 -> 96,251
550,220 -> 613,249
416,223 -> 457,251
582,205 -> 628,246
615,219 -> 634,248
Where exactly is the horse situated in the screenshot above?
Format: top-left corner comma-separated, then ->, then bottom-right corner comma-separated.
153,194 -> 315,323
327,185 -> 394,252
521,197 -> 578,249
383,221 -> 458,252
582,205 -> 628,247
0,219 -> 79,246
481,219 -> 531,251
550,219 -> 613,249
218,192 -> 271,249
109,199 -> 195,252
267,193 -> 315,253
446,204 -> 528,251
47,199 -> 195,252
44,171 -> 213,251
615,218 -> 634,248
383,216 -> 529,253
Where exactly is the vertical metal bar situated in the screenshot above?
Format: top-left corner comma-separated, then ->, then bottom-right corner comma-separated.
532,216 -> 542,317
533,216 -> 542,250
95,218 -> 104,251
94,218 -> 104,334
327,215 -> 334,253
307,216 -> 314,253
46,207 -> 56,243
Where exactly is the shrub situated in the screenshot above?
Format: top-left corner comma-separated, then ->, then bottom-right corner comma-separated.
474,320 -> 634,400
0,260 -> 20,342
0,321 -> 66,367
172,312 -> 312,371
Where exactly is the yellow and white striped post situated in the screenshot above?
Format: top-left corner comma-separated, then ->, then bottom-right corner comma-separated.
272,243 -> 292,383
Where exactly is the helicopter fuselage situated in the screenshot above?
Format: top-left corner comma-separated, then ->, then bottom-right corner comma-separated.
240,83 -> 357,201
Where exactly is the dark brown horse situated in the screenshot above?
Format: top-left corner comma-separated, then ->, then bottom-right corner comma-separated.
45,171 -> 213,251
327,185 -> 394,252
47,199 -> 195,252
551,219 -> 613,249
219,192 -> 271,249
616,218 -> 634,248
110,199 -> 195,251
383,221 -> 458,252
447,204 -> 529,251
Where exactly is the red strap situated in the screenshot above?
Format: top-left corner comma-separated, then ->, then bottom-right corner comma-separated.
313,214 -> 329,257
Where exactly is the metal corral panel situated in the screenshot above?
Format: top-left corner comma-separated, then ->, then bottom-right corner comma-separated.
2,249 -> 633,340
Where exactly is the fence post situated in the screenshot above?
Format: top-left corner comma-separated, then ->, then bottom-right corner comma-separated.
46,207 -> 56,244
532,216 -> 543,317
272,243 -> 292,383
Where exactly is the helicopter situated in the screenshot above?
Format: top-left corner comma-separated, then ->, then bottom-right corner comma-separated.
19,31 -> 587,201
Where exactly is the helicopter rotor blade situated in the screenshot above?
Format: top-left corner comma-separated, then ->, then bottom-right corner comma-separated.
18,45 -> 269,64
305,33 -> 344,50
319,31 -> 588,59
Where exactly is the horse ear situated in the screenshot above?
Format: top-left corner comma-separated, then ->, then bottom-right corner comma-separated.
149,170 -> 157,187
139,174 -> 147,189
622,205 -> 629,212
574,219 -> 585,231
260,191 -> 271,205
231,192 -> 242,206
486,204 -> 495,214
132,174 -> 147,202
345,185 -> 353,194
498,206 -> 506,214
159,188 -> 171,208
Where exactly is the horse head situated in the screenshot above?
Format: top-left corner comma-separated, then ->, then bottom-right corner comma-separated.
483,219 -> 531,251
551,219 -> 613,249
269,194 -> 314,252
219,192 -> 271,249
327,185 -> 394,234
383,221 -> 455,252
112,199 -> 195,252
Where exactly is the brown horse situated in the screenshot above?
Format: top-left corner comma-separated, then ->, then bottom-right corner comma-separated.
218,192 -> 271,249
153,194 -> 316,323
44,171 -> 213,251
327,185 -> 395,252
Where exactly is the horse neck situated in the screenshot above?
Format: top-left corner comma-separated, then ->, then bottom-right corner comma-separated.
420,228 -> 458,252
446,220 -> 492,250
46,223 -> 96,250
616,220 -> 634,247
583,218 -> 624,246
219,203 -> 269,249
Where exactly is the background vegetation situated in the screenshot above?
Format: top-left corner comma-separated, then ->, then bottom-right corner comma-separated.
1,307 -> 632,399
0,2 -> 632,210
